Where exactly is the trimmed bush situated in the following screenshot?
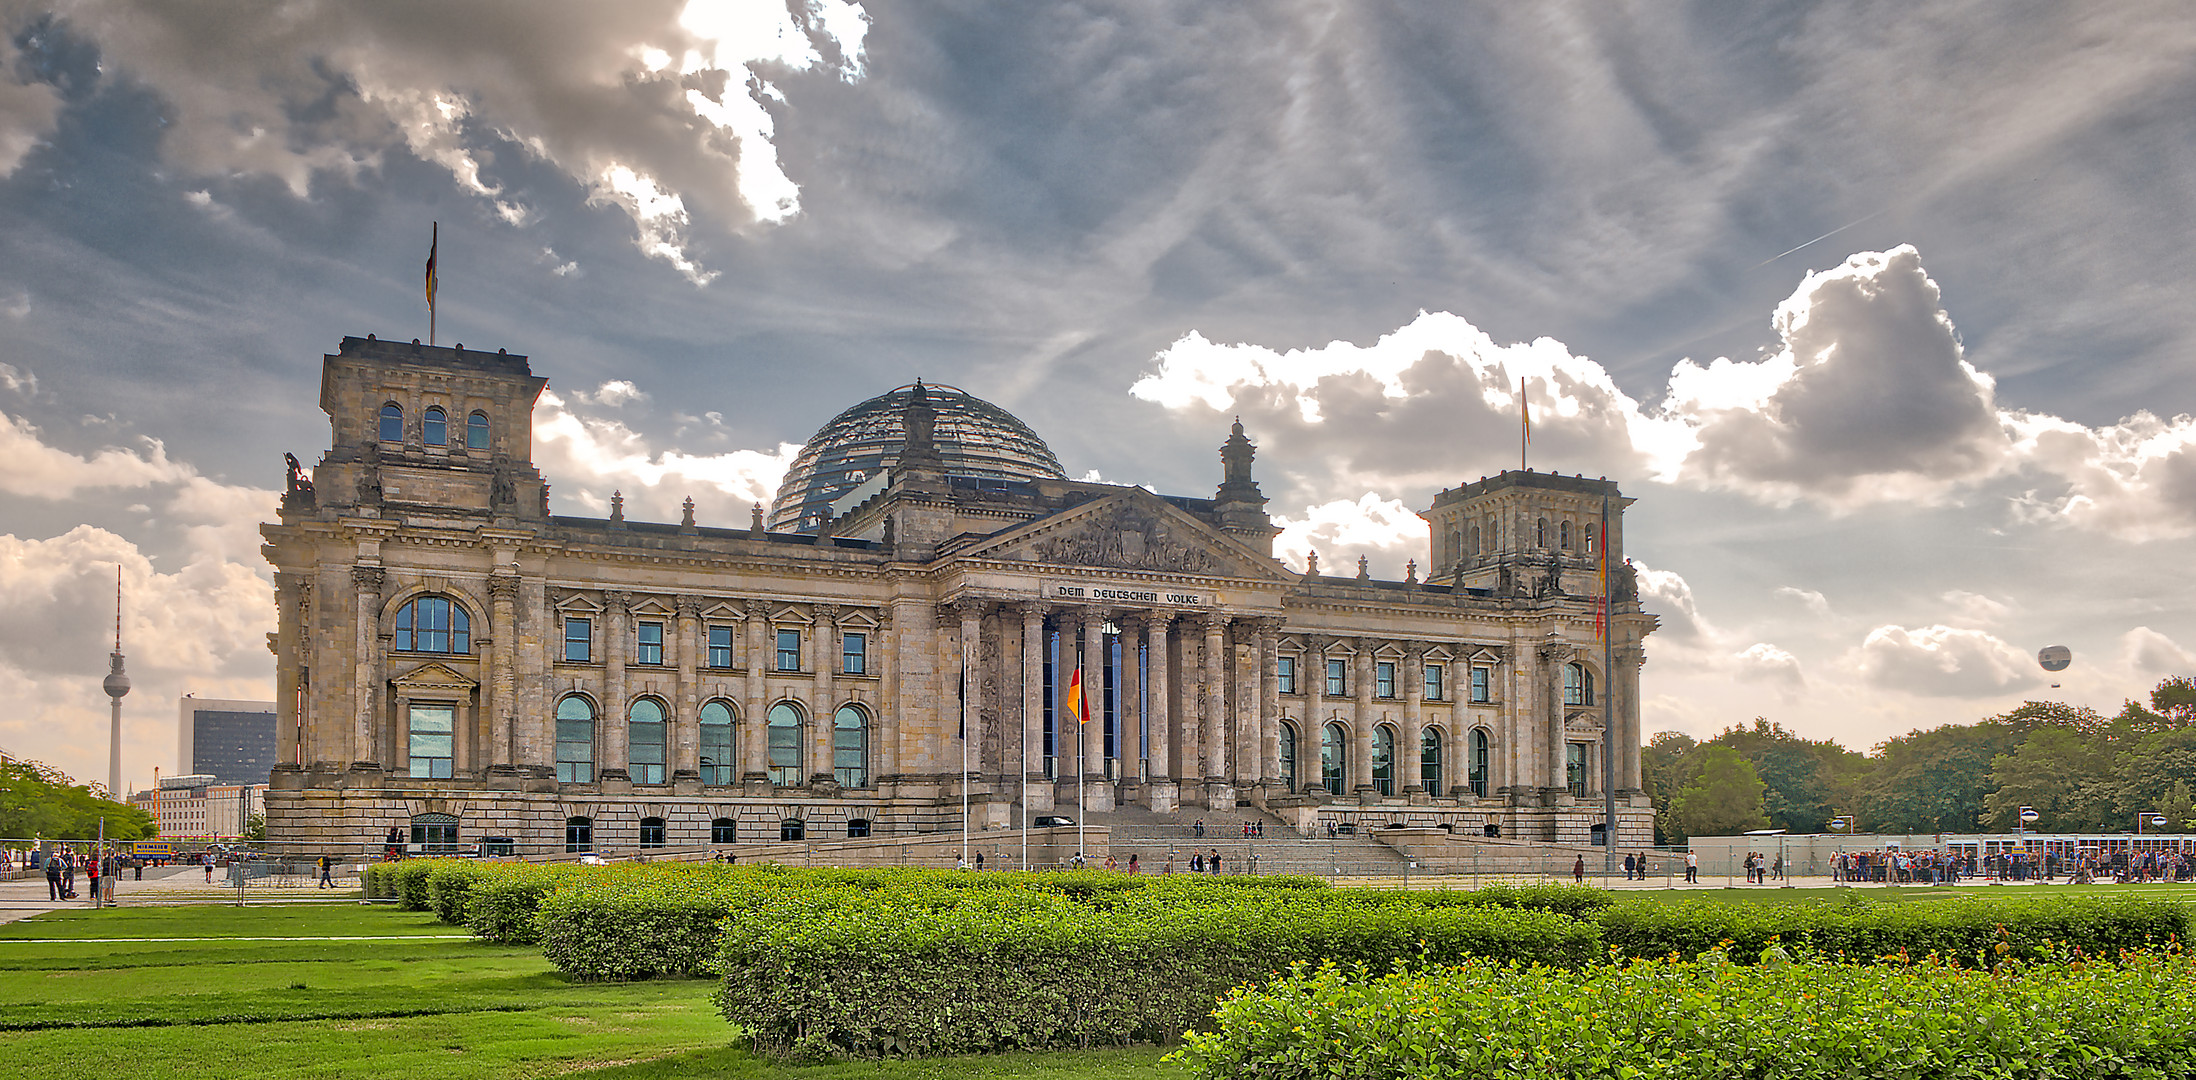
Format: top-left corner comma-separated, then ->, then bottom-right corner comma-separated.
1174,945 -> 2196,1079
423,860 -> 504,925
715,889 -> 1599,1059
363,858 -> 455,910
1594,893 -> 2188,964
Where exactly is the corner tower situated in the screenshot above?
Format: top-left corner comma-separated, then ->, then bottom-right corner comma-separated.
1423,471 -> 1628,596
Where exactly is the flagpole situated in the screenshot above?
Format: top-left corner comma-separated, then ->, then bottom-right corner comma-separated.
1519,376 -> 1528,472
426,221 -> 439,347
1602,491 -> 1616,876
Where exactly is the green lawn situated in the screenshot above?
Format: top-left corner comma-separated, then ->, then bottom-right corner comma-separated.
0,903 -> 1182,1080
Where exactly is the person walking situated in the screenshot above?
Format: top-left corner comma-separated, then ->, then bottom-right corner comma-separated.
85,856 -> 101,907
1684,849 -> 1698,884
318,855 -> 334,888
203,855 -> 214,884
44,855 -> 63,901
1572,855 -> 1586,884
1623,852 -> 1637,881
1209,850 -> 1222,875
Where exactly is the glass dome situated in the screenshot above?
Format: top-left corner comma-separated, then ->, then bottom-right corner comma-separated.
768,382 -> 1066,532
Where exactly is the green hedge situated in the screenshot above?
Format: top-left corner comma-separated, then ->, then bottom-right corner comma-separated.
1174,946 -> 2196,1079
361,858 -> 457,909
715,889 -> 1599,1059
1595,893 -> 2189,964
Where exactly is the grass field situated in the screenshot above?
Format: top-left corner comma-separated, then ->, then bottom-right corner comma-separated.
0,904 -> 1177,1080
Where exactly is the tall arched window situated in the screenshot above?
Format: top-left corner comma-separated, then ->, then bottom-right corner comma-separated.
1321,722 -> 1347,795
466,411 -> 490,450
379,402 -> 403,442
1563,662 -> 1593,706
1420,727 -> 1443,794
1585,523 -> 1597,555
1471,526 -> 1481,557
1371,724 -> 1395,796
833,704 -> 868,788
1559,520 -> 1571,548
1536,517 -> 1548,547
1277,722 -> 1298,792
394,595 -> 470,654
555,696 -> 595,783
699,701 -> 735,785
423,405 -> 447,446
1469,728 -> 1491,797
767,702 -> 803,786
628,698 -> 667,784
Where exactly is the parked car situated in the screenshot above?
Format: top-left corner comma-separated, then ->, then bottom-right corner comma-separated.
1033,815 -> 1075,828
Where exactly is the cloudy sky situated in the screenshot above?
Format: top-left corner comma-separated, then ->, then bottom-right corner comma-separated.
3,1 -> 2194,796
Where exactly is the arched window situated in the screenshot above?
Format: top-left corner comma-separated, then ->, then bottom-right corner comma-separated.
1321,722 -> 1347,795
1469,728 -> 1491,797
628,699 -> 667,784
1471,526 -> 1481,557
1559,520 -> 1571,549
1563,662 -> 1593,706
638,816 -> 666,848
466,411 -> 490,450
833,704 -> 868,788
1277,722 -> 1298,792
780,818 -> 805,842
711,817 -> 737,844
423,405 -> 447,446
1420,727 -> 1443,794
555,696 -> 595,783
394,595 -> 471,654
410,812 -> 458,854
379,402 -> 403,442
699,701 -> 735,785
565,816 -> 593,853
767,702 -> 803,786
1536,516 -> 1548,547
1371,725 -> 1395,796
846,818 -> 871,838
1585,523 -> 1597,555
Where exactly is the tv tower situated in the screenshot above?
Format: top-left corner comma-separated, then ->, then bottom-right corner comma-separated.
102,567 -> 129,799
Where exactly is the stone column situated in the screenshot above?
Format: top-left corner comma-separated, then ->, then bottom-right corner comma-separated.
1173,620 -> 1198,784
1402,644 -> 1426,794
350,565 -> 383,768
1350,638 -> 1375,797
1258,621 -> 1282,791
1230,618 -> 1259,790
740,600 -> 768,787
600,591 -> 631,784
1201,612 -> 1230,805
1118,615 -> 1146,787
1539,640 -> 1573,793
1017,602 -> 1053,811
1079,607 -> 1115,812
672,594 -> 702,790
1302,634 -> 1326,793
814,605 -> 839,784
273,573 -> 304,768
1617,639 -> 1645,791
959,601 -> 983,796
1144,614 -> 1173,798
489,574 -> 521,772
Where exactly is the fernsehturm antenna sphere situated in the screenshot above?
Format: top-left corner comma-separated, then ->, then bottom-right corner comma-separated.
103,567 -> 129,799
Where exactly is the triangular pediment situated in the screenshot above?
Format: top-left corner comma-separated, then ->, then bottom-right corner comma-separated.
392,661 -> 478,691
951,491 -> 1295,582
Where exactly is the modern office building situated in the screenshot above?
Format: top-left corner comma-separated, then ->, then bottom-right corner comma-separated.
178,697 -> 279,786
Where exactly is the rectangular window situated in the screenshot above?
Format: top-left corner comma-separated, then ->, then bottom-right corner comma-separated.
555,720 -> 593,784
1375,661 -> 1397,699
1470,666 -> 1491,704
699,716 -> 734,785
630,717 -> 666,785
1277,655 -> 1297,694
842,632 -> 867,675
707,625 -> 734,668
407,705 -> 454,780
636,621 -> 664,665
1424,663 -> 1444,701
563,617 -> 591,663
1325,658 -> 1346,697
776,628 -> 801,672
1567,742 -> 1589,797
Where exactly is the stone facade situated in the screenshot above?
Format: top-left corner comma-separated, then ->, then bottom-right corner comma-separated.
261,336 -> 1656,856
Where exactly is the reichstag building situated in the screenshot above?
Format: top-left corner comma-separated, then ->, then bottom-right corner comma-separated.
262,336 -> 1656,854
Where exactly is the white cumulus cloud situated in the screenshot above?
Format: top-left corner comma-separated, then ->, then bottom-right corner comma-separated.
1855,623 -> 2041,698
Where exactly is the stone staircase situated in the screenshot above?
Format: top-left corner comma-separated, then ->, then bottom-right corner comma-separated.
1082,803 -> 1415,878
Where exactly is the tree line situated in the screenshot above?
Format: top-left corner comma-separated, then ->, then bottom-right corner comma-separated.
1644,676 -> 2196,844
0,757 -> 156,841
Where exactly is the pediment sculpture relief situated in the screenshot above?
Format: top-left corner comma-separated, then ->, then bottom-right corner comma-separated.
1030,509 -> 1223,575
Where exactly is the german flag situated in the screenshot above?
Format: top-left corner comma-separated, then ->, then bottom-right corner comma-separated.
424,222 -> 439,313
1064,667 -> 1092,724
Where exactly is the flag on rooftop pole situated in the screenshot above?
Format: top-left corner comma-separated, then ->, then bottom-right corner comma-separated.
1519,375 -> 1530,471
1597,497 -> 1609,641
425,222 -> 439,346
